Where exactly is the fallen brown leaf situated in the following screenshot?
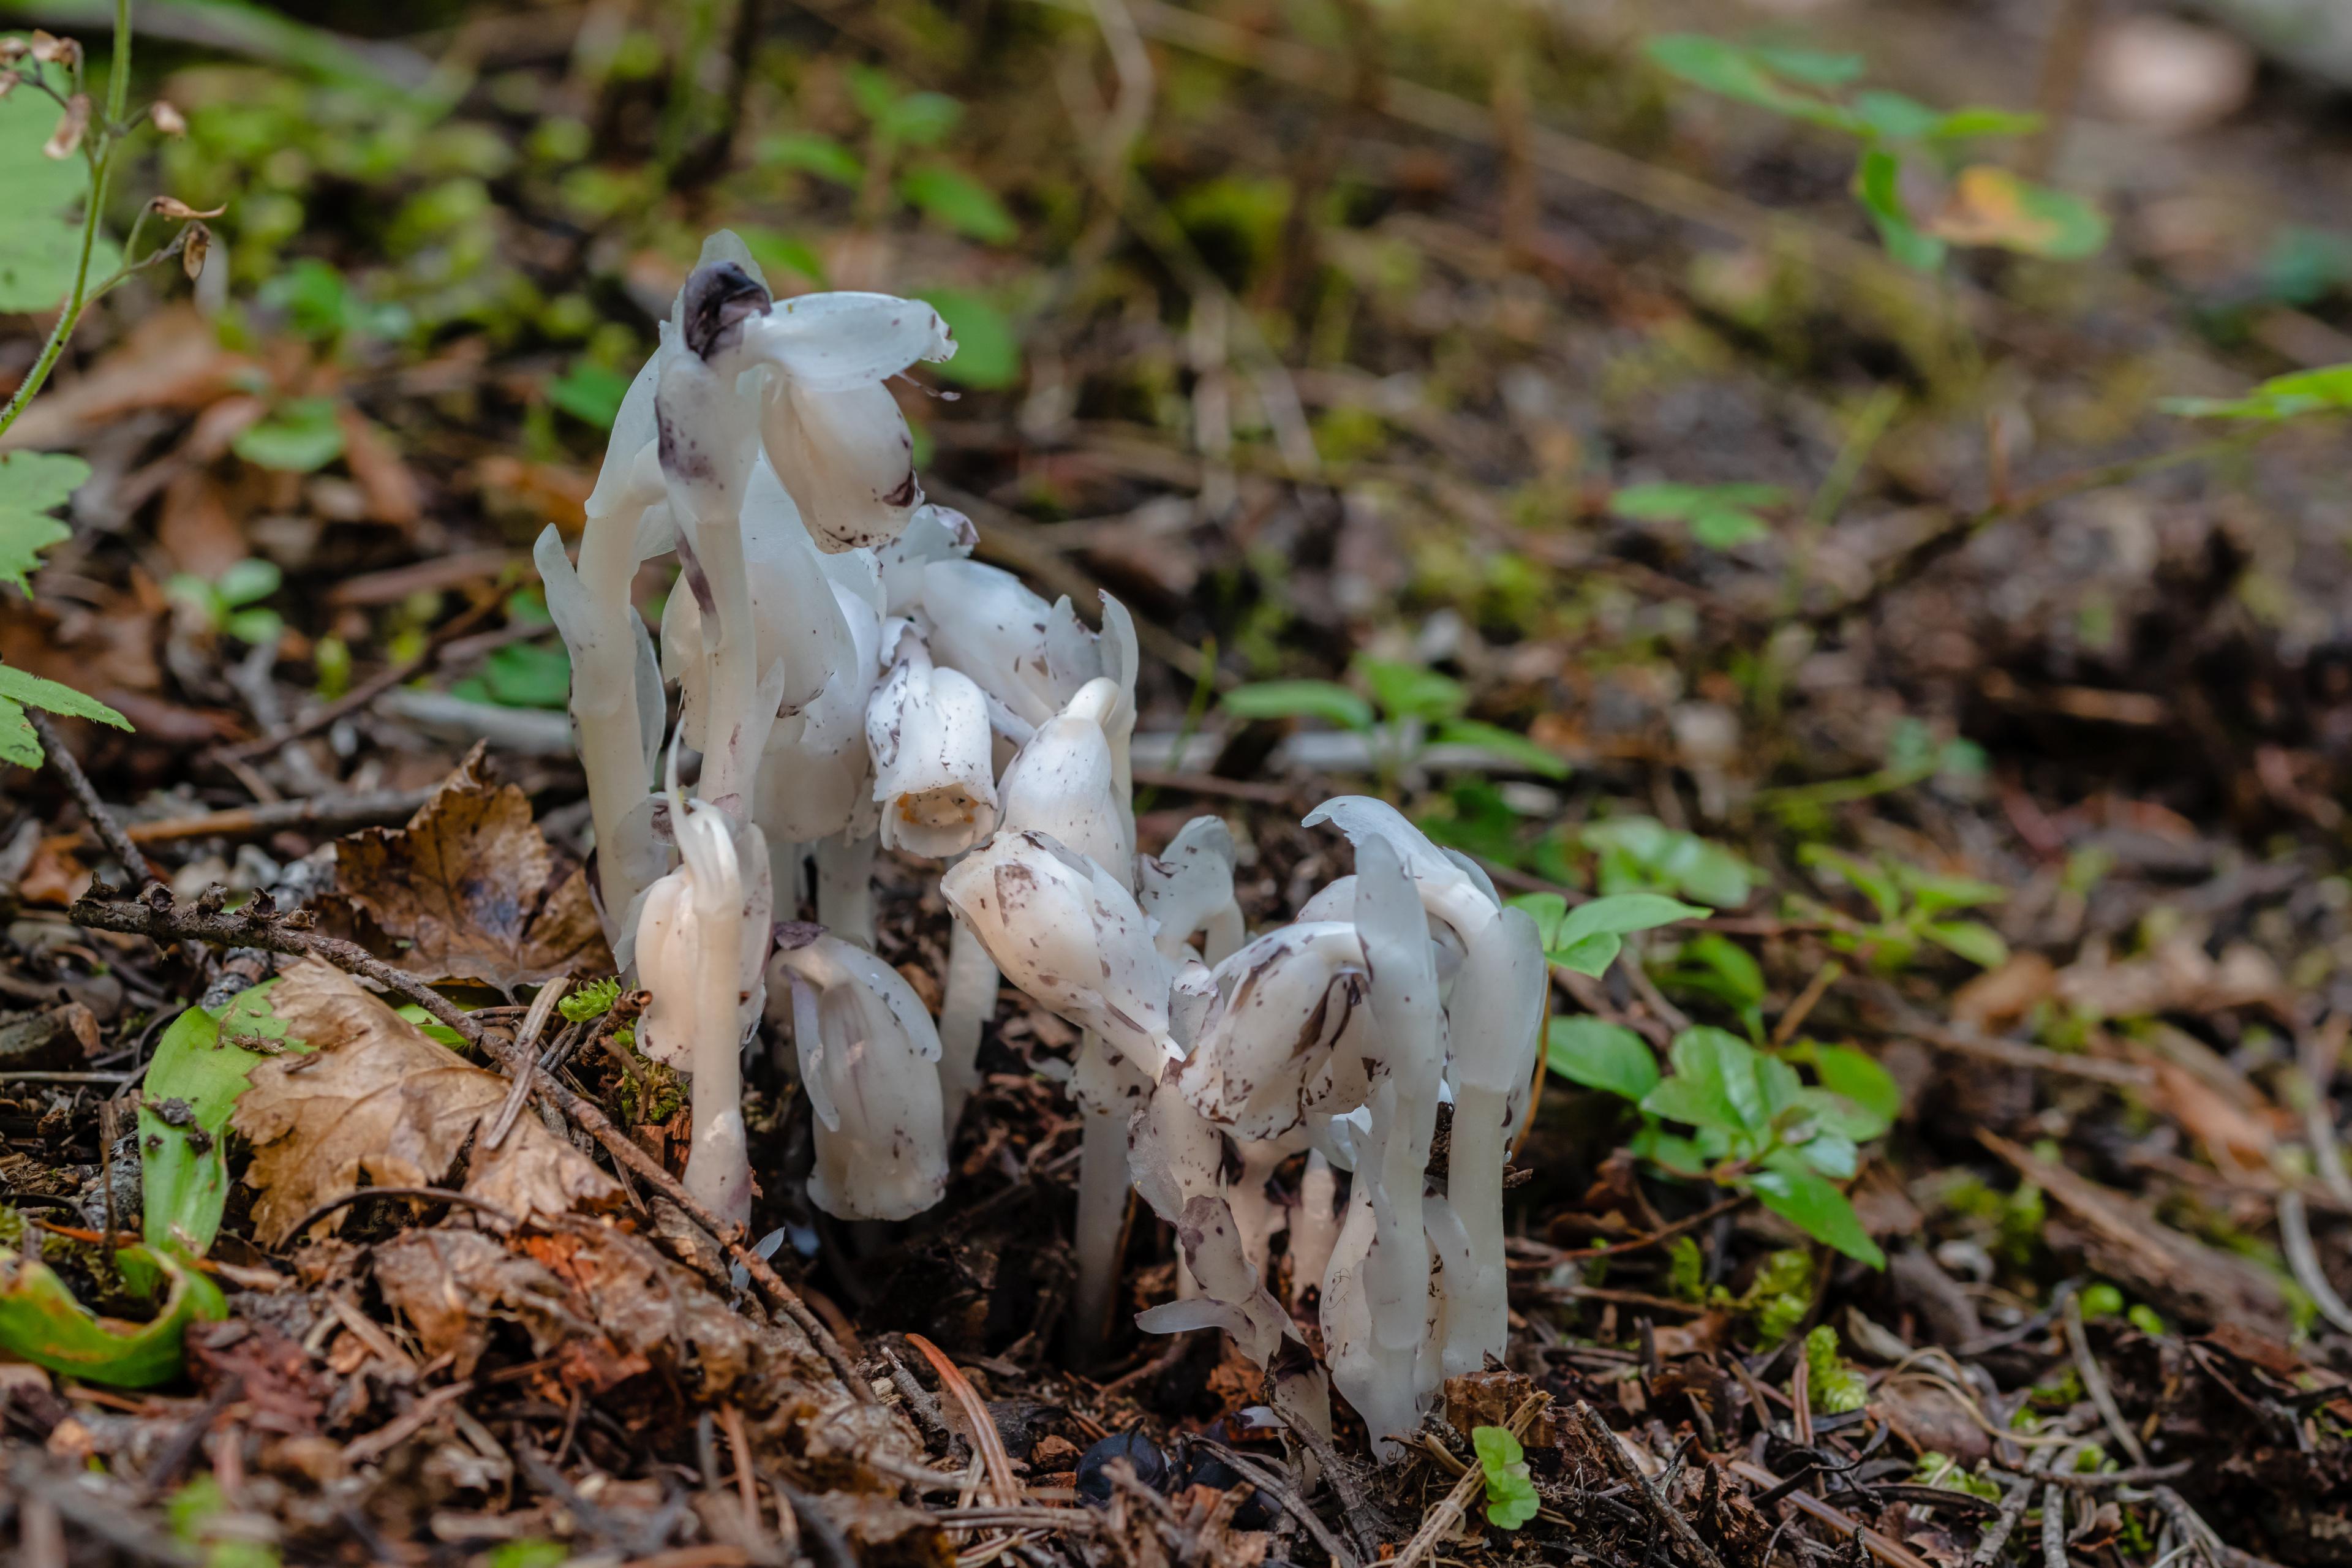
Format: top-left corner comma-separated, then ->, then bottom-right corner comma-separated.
331,745 -> 610,993
229,960 -> 619,1246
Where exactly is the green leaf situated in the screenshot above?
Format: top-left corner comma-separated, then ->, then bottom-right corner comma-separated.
483,639 -> 573,709
1793,1129 -> 1860,1179
900,165 -> 1019,245
1431,718 -> 1569,778
0,449 -> 89,594
141,987 -> 301,1258
1923,919 -> 2008,968
0,660 -> 132,771
216,558 -> 283,609
880,91 -> 963,146
560,976 -> 622,1024
1643,35 -> 1861,133
1928,165 -> 2108,260
0,74 -> 97,312
1547,1016 -> 1660,1102
1674,932 -> 1766,1009
1585,817 -> 1754,907
1929,107 -> 2043,140
918,288 -> 1022,390
0,1242 -> 228,1387
1629,1120 -> 1713,1178
738,227 -> 831,287
1506,892 -> 1569,948
1690,506 -> 1770,548
1545,892 -> 1707,976
845,63 -> 903,125
1801,845 -> 1902,923
1642,1027 -> 1765,1138
1854,147 -> 1947,271
1745,41 -> 1865,86
1850,89 -> 1943,141
235,398 -> 348,473
760,132 -> 864,186
1221,680 -> 1376,731
1354,656 -> 1466,722
1749,1151 -> 1885,1267
548,360 -> 633,428
2164,364 -> 2352,422
1472,1426 -> 1540,1531
1807,1043 -> 1902,1130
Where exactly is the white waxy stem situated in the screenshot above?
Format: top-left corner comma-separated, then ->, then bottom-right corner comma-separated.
1133,1194 -> 1295,1368
1349,832 -> 1447,1458
1071,1031 -> 1153,1363
1439,902 -> 1545,1376
769,925 -> 950,1221
756,581 -> 881,846
660,457 -> 852,755
1129,1060 -> 1228,1228
633,783 -> 769,1230
995,677 -> 1129,876
1226,1134 -> 1298,1282
868,628 -> 999,859
940,830 -> 1178,1074
936,909 -> 998,1134
1288,1150 -> 1343,1310
1138,815 -> 1245,964
815,831 -> 879,950
1174,922 -> 1372,1140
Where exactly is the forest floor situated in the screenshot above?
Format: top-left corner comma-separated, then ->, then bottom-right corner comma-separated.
6,0 -> 2352,1564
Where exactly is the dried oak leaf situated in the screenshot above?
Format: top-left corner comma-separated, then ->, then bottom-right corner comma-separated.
331,744 -> 609,993
228,960 -> 619,1246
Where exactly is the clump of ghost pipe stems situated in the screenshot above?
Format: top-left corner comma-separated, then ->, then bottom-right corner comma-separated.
548,231 -> 1546,1471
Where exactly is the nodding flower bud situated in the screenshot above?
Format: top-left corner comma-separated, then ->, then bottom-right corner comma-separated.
633,770 -> 772,1231
1138,815 -> 1245,964
1175,923 -> 1373,1141
867,627 -> 998,858
940,829 -> 1177,1073
994,677 -> 1129,876
1133,1195 -> 1298,1369
769,925 -> 949,1222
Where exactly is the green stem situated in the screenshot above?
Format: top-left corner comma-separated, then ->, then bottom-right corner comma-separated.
0,1 -> 130,445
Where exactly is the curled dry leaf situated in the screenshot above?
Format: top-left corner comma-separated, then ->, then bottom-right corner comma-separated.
331,743 -> 610,992
228,960 -> 619,1246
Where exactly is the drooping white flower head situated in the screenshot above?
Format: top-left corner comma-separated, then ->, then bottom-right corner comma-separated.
1138,816 -> 1245,965
769,924 -> 949,1221
1175,922 -> 1371,1141
875,505 -> 976,617
756,581 -> 883,846
919,562 -> 1139,753
994,677 -> 1129,876
1133,1194 -> 1297,1368
940,829 -> 1177,1073
867,625 -> 999,858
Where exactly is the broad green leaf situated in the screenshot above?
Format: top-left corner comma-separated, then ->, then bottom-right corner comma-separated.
1221,680 -> 1376,731
760,132 -> 864,186
1750,1151 -> 1885,1267
0,661 -> 132,760
216,557 -> 283,609
880,91 -> 962,146
1806,1044 -> 1901,1133
1547,1016 -> 1660,1102
0,450 -> 89,593
1899,865 -> 2005,914
1757,1050 -> 1804,1121
1585,816 -> 1754,907
1354,656 -> 1466,722
2165,364 -> 2352,422
0,72 -> 96,311
1923,919 -> 2008,968
1505,892 -> 1569,949
918,288 -> 1022,389
1746,41 -> 1866,86
739,227 -> 830,286
1473,1425 -> 1539,1531
235,398 -> 347,473
483,640 -> 573,709
0,218 -> 94,314
1643,35 -> 1861,133
1795,1129 -> 1860,1179
900,165 -> 1019,245
1629,1120 -> 1712,1178
1674,932 -> 1765,1009
1690,506 -> 1770,548
1801,845 -> 1902,923
0,1242 -> 228,1387
1850,89 -> 1943,141
1928,165 -> 2107,260
1547,892 -> 1708,974
1610,481 -> 1782,520
141,986 -> 302,1257
1432,718 -> 1569,778
1642,1027 -> 1761,1138
548,360 -> 633,428
1854,147 -> 1946,271
1930,107 -> 2043,140
845,63 -> 903,125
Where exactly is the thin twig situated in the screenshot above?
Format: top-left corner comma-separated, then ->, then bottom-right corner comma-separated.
1191,1439 -> 1359,1568
905,1333 -> 1023,1507
31,709 -> 153,886
284,1185 -> 519,1243
2042,1482 -> 2070,1568
2063,1292 -> 2148,1464
2277,1190 -> 2352,1336
1574,1401 -> 1727,1568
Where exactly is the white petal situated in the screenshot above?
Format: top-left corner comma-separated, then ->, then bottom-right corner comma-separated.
741,292 -> 954,391
763,377 -> 919,554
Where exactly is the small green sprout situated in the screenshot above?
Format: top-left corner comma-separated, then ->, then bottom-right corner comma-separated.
559,977 -> 622,1025
1804,1324 -> 1868,1413
1472,1426 -> 1540,1531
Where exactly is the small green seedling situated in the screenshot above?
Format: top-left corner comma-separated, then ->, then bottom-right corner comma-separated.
1797,845 -> 2008,971
1645,33 -> 2104,273
1610,481 -> 1787,549
1473,1426 -> 1540,1530
1804,1324 -> 1868,1412
167,557 -> 287,647
1223,652 -> 1568,790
